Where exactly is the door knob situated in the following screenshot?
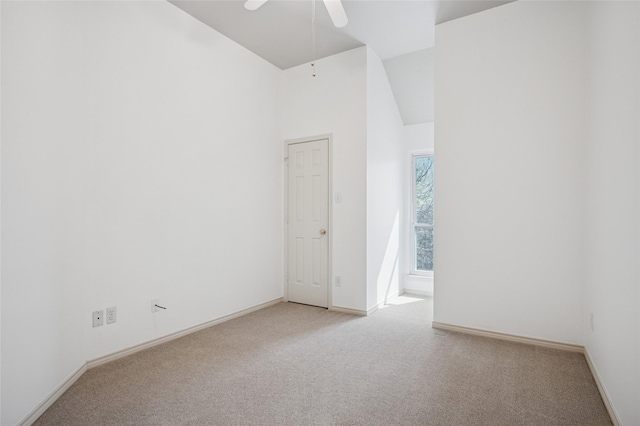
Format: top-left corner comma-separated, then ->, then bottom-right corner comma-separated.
319,229 -> 327,236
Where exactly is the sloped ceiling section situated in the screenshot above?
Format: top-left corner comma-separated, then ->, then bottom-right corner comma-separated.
168,0 -> 512,125
168,0 -> 512,70
169,0 -> 365,70
384,48 -> 434,125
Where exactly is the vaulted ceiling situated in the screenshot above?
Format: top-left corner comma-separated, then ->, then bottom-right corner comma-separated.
168,0 -> 512,124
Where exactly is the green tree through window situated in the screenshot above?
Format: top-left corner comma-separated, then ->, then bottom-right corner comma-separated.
414,156 -> 434,271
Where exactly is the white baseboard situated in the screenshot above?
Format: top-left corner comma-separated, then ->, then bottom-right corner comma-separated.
18,363 -> 88,426
329,305 -> 368,316
367,304 -> 380,316
19,298 -> 283,425
431,321 -> 584,353
368,291 -> 403,315
584,349 -> 621,426
329,291 -> 407,317
88,297 -> 283,369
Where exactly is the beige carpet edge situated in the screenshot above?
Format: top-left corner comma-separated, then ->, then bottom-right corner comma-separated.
20,297 -> 283,426
431,321 -> 619,425
88,297 -> 284,369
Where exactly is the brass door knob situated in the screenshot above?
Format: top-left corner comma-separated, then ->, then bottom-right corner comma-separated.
319,229 -> 327,236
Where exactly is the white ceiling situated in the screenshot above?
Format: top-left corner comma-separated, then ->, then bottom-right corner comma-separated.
168,0 -> 512,70
168,0 -> 512,125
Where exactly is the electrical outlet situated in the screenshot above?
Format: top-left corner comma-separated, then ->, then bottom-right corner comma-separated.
106,306 -> 117,324
335,276 -> 342,287
93,310 -> 104,327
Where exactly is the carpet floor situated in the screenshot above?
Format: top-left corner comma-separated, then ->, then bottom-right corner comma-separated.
34,296 -> 611,425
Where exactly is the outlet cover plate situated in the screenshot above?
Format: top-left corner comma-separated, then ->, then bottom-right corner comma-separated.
106,306 -> 117,324
93,310 -> 104,327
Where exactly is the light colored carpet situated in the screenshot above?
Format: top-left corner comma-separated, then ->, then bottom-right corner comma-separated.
34,296 -> 611,425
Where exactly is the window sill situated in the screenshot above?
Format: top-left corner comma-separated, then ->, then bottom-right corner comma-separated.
407,273 -> 433,280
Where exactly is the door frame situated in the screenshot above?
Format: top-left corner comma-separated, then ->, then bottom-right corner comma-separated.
283,134 -> 333,309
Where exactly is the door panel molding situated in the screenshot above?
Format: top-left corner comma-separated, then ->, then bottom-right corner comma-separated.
283,135 -> 333,309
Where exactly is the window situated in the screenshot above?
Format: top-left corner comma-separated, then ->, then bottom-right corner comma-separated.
412,154 -> 434,273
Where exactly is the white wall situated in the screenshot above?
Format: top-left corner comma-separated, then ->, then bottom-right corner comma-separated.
404,123 -> 434,157
585,2 -> 640,425
434,1 -> 589,345
383,48 -> 434,125
2,3 -> 90,424
82,1 -> 282,360
280,47 -> 368,312
1,2 -> 282,424
435,2 -> 640,422
402,122 -> 434,295
365,48 -> 404,311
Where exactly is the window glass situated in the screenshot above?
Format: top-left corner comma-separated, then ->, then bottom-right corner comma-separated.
414,155 -> 434,272
416,227 -> 434,271
415,156 -> 434,224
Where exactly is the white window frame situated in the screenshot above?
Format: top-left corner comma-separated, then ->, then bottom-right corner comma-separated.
411,151 -> 434,277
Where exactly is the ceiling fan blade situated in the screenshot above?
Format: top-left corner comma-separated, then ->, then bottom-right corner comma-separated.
323,0 -> 348,28
244,0 -> 268,11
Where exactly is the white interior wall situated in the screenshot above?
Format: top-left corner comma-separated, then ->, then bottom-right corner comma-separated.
2,4 -> 90,424
383,48 -> 434,125
435,1 -> 640,422
585,2 -> 640,424
280,47 -> 368,312
365,47 -> 404,311
434,1 -> 589,345
1,2 -> 282,424
82,1 -> 282,361
402,122 -> 434,295
9,1 -> 636,425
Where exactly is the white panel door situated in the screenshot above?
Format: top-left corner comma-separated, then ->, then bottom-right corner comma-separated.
288,139 -> 329,308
